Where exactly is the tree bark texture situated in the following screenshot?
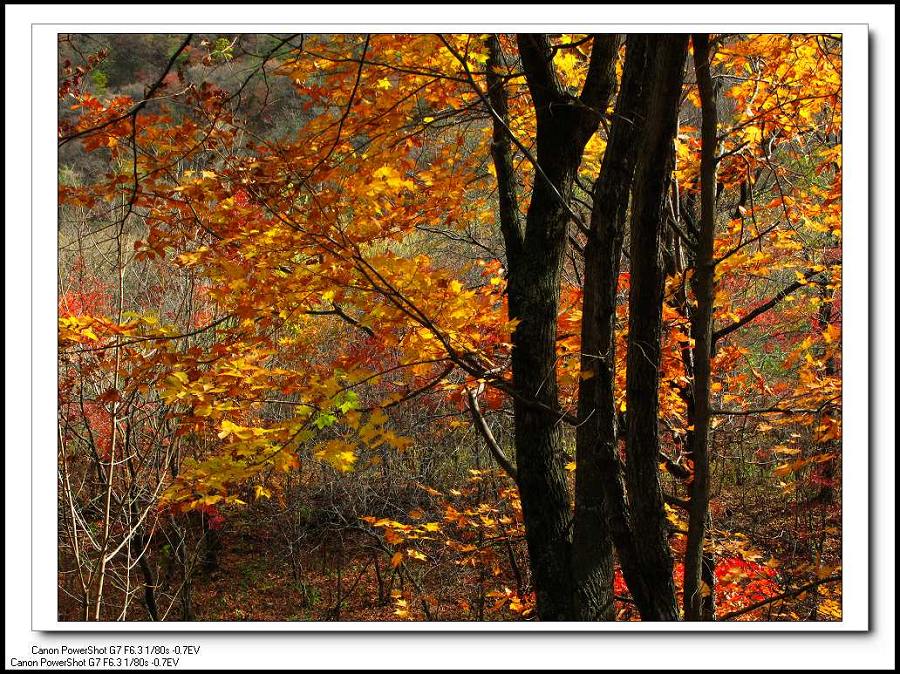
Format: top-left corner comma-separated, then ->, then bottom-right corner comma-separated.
503,33 -> 618,620
573,34 -> 657,621
684,32 -> 719,621
623,33 -> 689,622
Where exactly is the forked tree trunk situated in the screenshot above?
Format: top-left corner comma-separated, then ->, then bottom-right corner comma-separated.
488,32 -> 693,622
512,33 -> 620,621
484,33 -> 619,620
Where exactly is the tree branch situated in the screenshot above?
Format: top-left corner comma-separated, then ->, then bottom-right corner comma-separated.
719,574 -> 842,621
485,34 -> 524,260
305,303 -> 375,337
712,269 -> 826,348
466,387 -> 518,483
59,34 -> 192,146
579,35 -> 621,113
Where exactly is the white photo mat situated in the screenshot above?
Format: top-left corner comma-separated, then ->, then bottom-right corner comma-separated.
6,4 -> 894,670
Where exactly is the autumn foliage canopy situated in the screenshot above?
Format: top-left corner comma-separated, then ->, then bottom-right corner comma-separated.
58,33 -> 842,622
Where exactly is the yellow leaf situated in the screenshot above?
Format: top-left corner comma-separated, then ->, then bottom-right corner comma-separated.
218,419 -> 239,439
314,439 -> 358,472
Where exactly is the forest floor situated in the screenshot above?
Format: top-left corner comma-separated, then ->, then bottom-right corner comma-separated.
58,484 -> 841,623
189,483 -> 840,623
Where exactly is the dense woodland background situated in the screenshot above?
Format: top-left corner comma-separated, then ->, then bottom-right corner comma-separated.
57,33 -> 842,622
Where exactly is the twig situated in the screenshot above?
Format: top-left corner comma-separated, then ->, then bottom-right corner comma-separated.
719,574 -> 841,621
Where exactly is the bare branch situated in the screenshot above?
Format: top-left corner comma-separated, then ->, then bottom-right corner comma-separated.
466,387 -> 518,483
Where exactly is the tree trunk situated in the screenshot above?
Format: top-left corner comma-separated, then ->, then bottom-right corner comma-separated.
486,34 -> 568,621
490,33 -> 618,620
684,33 -> 719,621
623,34 -> 688,622
813,271 -> 838,504
573,34 -> 657,621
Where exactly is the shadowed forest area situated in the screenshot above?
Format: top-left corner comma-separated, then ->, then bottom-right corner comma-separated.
57,32 -> 842,623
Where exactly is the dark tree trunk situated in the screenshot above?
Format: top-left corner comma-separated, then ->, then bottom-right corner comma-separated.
136,531 -> 159,621
623,34 -> 689,622
486,35 -> 568,621
684,33 -> 719,621
484,33 -> 618,620
487,32 -> 699,622
573,34 -> 658,621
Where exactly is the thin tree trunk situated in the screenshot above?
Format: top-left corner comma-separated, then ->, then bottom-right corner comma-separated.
137,545 -> 160,621
701,518 -> 717,620
623,34 -> 689,622
684,32 -> 719,621
813,270 -> 838,504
